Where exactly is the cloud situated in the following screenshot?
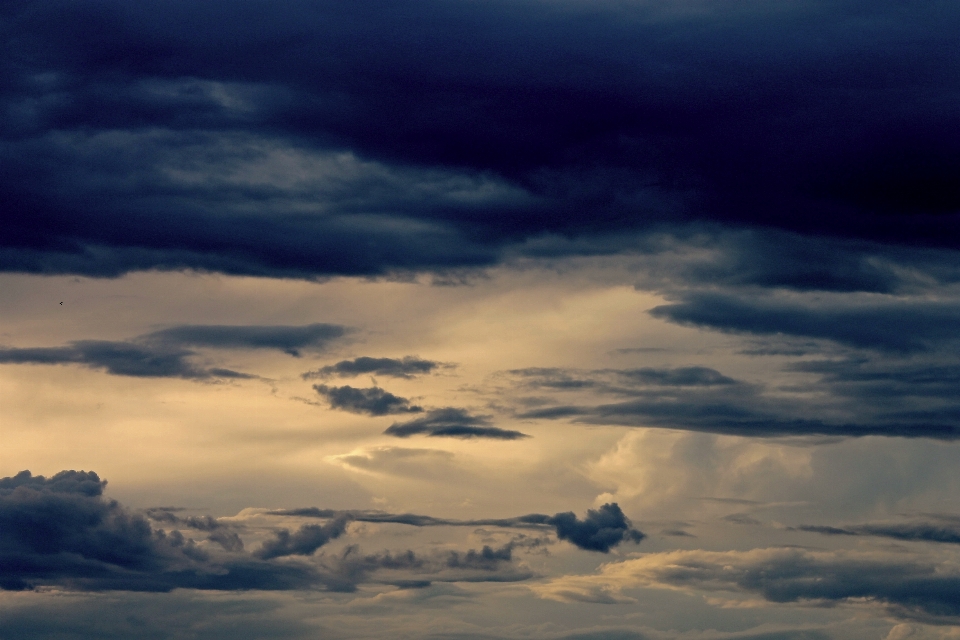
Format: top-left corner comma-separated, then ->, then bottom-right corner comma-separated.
269,503 -> 644,553
795,519 -> 960,545
649,292 -> 960,353
536,547 -> 960,622
3,0 -> 960,279
384,408 -> 528,440
509,363 -> 960,440
303,356 -> 443,379
0,469 -> 331,592
0,469 -> 539,594
0,340 -> 239,379
549,504 -> 646,553
254,519 -> 349,559
313,384 -> 423,416
144,323 -> 347,356
0,323 -> 348,379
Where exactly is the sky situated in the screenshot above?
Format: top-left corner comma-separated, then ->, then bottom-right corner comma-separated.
2,0 -> 960,638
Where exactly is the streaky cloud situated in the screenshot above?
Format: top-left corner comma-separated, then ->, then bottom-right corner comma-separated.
269,503 -> 644,553
384,408 -> 528,440
303,356 -> 443,379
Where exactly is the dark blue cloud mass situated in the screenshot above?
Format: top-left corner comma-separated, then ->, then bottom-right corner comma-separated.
1,0 -> 958,279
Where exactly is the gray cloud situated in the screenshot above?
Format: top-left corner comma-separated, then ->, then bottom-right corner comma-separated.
254,519 -> 350,559
303,356 -> 443,379
270,503 -> 644,553
796,519 -> 960,545
649,292 -> 960,353
144,323 -> 347,357
629,547 -> 960,623
0,469 -> 540,594
384,408 -> 528,440
510,363 -> 960,440
313,384 -> 423,416
0,323 -> 348,379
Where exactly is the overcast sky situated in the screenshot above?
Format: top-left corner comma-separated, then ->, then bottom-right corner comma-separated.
2,1 -> 960,638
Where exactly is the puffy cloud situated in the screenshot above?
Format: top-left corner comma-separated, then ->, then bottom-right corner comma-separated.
312,384 -> 423,416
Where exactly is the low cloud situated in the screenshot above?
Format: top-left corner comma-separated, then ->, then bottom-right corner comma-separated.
535,547 -> 960,622
0,469 -> 537,594
384,408 -> 529,440
303,356 -> 443,379
313,384 -> 423,416
270,503 -> 644,553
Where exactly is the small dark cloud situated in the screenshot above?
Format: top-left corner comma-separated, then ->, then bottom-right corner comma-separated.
145,323 -> 346,357
723,513 -> 762,526
446,544 -> 513,570
616,367 -> 737,387
303,356 -> 443,379
661,529 -> 695,537
313,384 -> 422,416
508,366 -> 740,393
549,504 -> 645,553
384,408 -> 528,440
254,518 -> 349,559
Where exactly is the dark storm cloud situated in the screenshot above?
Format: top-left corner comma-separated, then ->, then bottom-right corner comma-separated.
384,408 -> 528,440
270,503 -> 644,553
0,469 -> 536,593
145,323 -> 346,356
2,0 -> 960,278
0,322 -> 348,379
313,384 -> 423,415
303,356 -> 443,379
649,292 -> 960,353
636,548 -> 960,623
0,469 -> 328,592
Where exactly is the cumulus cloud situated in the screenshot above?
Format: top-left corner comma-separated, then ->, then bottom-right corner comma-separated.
303,356 -> 443,379
313,384 -> 423,416
0,469 -> 538,593
384,408 -> 528,440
